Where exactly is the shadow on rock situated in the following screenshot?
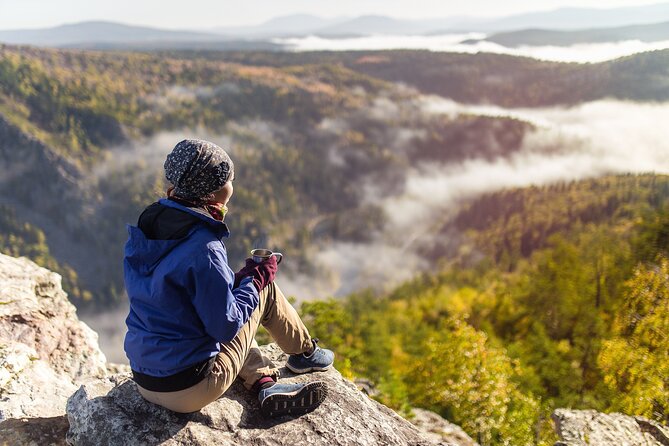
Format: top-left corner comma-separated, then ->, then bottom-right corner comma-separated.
0,415 -> 70,446
66,378 -> 197,446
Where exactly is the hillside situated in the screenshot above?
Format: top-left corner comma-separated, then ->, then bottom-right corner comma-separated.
209,49 -> 669,106
0,251 -> 666,444
1,41 -> 667,446
2,44 -> 669,306
301,173 -> 669,445
0,44 -> 538,305
480,20 -> 669,47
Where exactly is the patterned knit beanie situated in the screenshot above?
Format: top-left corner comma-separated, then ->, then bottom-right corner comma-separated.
164,139 -> 234,201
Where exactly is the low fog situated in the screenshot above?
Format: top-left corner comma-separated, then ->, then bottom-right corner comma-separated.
84,97 -> 669,364
80,301 -> 129,364
276,34 -> 669,63
285,99 -> 669,299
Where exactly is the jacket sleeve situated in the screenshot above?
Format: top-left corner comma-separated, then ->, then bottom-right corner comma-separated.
190,244 -> 260,343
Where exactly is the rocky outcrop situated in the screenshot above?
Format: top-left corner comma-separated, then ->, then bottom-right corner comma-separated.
553,409 -> 669,446
0,253 -> 107,421
7,253 -> 666,446
410,409 -> 479,446
66,344 -> 452,446
0,253 -> 469,445
353,378 -> 478,446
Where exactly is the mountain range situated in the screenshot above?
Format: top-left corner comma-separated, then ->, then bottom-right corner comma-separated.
476,2 -> 669,31
0,21 -> 222,46
4,3 -> 669,48
475,20 -> 669,47
221,3 -> 669,34
1,37 -> 668,444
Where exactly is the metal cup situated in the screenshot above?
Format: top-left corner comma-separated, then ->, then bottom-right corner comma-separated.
250,248 -> 283,265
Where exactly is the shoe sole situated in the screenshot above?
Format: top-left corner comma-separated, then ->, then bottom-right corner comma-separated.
260,381 -> 328,418
285,363 -> 333,374
286,363 -> 332,374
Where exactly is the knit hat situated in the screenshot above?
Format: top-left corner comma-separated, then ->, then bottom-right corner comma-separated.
164,139 -> 234,201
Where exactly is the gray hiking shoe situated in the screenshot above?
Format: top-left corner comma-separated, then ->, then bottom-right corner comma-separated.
258,381 -> 328,417
286,338 -> 334,374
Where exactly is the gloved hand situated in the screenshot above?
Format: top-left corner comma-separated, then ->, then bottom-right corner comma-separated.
234,255 -> 278,292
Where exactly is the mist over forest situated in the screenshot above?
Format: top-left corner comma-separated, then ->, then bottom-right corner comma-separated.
1,15 -> 669,443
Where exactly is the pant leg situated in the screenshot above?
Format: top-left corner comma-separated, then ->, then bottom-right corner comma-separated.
137,290 -> 269,412
137,373 -> 223,413
258,281 -> 313,355
137,281 -> 313,411
234,281 -> 314,388
235,339 -> 278,388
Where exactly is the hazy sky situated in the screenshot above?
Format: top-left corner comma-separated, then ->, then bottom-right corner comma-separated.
0,0 -> 662,30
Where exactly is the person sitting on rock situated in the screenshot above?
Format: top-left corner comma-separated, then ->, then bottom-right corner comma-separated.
123,139 -> 334,417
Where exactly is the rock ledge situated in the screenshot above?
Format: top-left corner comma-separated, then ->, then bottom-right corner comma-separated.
66,344 -> 445,446
553,409 -> 669,446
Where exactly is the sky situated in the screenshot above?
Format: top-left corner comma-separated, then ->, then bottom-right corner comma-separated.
0,0 -> 662,30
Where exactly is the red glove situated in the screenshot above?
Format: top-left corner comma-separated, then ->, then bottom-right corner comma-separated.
234,256 -> 277,292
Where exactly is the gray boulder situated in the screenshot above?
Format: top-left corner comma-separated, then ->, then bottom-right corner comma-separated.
409,408 -> 479,446
0,253 -> 107,421
553,409 -> 669,446
352,378 -> 478,446
66,344 -> 453,446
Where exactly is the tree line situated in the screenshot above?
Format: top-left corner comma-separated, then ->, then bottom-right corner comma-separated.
300,174 -> 669,445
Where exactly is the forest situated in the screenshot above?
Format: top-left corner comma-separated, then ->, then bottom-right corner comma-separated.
298,174 -> 669,445
199,49 -> 669,106
0,44 -> 667,445
0,44 -> 538,305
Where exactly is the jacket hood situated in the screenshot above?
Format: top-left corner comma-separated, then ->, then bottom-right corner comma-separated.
124,225 -> 189,275
124,198 -> 230,276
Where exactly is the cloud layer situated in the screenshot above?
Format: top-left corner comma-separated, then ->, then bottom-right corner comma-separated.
276,34 -> 669,63
284,99 -> 669,299
88,98 -> 669,362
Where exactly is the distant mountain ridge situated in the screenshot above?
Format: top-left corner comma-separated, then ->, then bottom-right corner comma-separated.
477,20 -> 669,47
211,14 -> 350,37
314,15 -> 458,37
480,2 -> 669,31
219,3 -> 669,35
0,21 -> 225,46
4,3 -> 669,49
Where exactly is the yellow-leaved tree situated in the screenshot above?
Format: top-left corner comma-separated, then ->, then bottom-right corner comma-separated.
404,318 -> 542,446
598,257 -> 669,422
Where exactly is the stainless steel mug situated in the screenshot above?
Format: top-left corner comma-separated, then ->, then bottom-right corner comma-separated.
250,248 -> 283,265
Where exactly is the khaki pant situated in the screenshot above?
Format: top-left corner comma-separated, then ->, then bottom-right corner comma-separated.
137,282 -> 313,413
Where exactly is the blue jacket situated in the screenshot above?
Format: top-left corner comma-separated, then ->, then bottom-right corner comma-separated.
123,198 -> 259,377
